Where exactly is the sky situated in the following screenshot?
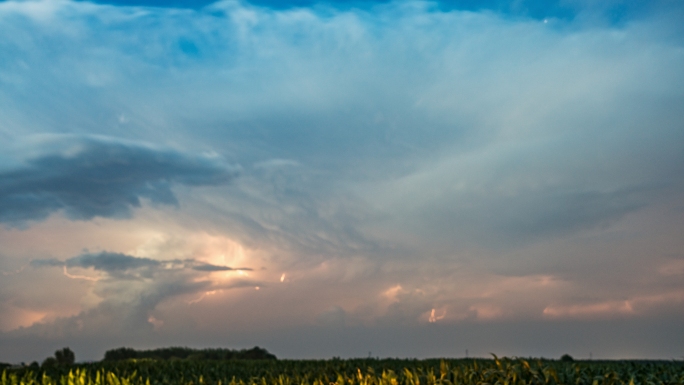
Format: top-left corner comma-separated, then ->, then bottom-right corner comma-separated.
0,0 -> 683,363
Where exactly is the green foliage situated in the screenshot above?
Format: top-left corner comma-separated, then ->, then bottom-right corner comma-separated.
3,357 -> 683,385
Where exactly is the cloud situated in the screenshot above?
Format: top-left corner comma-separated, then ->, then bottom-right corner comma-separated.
0,0 -> 684,362
0,135 -> 239,225
67,252 -> 161,271
31,251 -> 245,275
12,249 -> 260,341
73,0 -> 681,28
28,258 -> 65,268
316,305 -> 346,327
191,263 -> 238,271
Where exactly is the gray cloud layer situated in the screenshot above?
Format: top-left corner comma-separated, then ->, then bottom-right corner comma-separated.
30,251 -> 250,274
0,135 -> 239,225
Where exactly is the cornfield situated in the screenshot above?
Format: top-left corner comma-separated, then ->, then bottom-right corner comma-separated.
3,357 -> 683,385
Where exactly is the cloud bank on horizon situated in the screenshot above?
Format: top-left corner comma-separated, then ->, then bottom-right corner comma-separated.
0,0 -> 683,362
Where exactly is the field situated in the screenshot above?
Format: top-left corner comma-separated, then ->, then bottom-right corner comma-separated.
2,357 -> 684,385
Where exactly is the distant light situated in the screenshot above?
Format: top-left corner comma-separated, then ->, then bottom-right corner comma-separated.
255,286 -> 260,290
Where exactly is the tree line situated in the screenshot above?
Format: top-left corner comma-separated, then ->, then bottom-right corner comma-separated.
103,346 -> 277,361
2,346 -> 276,369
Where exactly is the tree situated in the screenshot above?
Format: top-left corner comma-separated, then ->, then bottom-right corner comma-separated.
104,347 -> 138,361
560,354 -> 574,362
54,347 -> 75,365
41,357 -> 57,368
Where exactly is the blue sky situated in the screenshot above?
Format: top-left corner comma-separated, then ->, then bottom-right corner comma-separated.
0,0 -> 683,362
76,0 -> 669,23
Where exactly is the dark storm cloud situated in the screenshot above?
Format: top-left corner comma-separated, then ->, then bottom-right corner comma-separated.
192,263 -> 243,272
68,252 -> 161,271
0,135 -> 239,225
31,251 -> 244,275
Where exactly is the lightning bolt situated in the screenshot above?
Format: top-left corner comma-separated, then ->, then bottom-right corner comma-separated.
63,266 -> 99,281
428,308 -> 447,323
188,290 -> 218,304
